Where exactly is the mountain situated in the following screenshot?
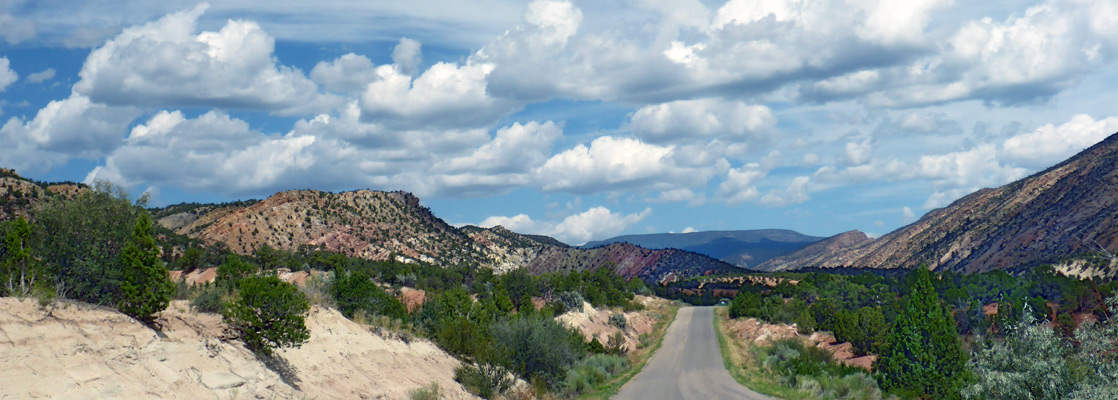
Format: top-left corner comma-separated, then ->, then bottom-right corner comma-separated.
758,132 -> 1118,277
156,189 -> 743,281
582,229 -> 824,268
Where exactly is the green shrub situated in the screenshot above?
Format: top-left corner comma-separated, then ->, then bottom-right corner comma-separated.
224,275 -> 310,356
408,382 -> 440,400
454,363 -> 514,399
562,354 -> 628,396
490,315 -> 587,389
609,312 -> 627,330
191,285 -> 226,314
216,254 -> 257,287
558,291 -> 584,313
332,270 -> 406,320
118,214 -> 174,322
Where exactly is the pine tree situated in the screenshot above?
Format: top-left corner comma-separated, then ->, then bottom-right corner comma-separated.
118,214 -> 174,322
876,267 -> 968,399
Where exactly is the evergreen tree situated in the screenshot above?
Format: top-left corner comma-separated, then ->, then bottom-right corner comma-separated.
876,267 -> 968,398
118,214 -> 174,322
224,275 -> 310,356
494,282 -> 514,313
2,216 -> 36,296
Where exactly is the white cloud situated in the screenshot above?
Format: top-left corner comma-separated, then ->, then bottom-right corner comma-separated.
360,60 -> 514,129
26,68 -> 55,84
0,58 -> 16,92
87,110 -> 317,193
0,95 -> 140,173
717,165 -> 766,204
853,0 -> 951,45
629,99 -> 775,144
902,206 -> 916,220
1002,114 -> 1118,168
681,226 -> 698,233
73,4 -> 331,115
0,14 -> 36,44
917,144 -> 1027,188
535,136 -> 717,194
842,140 -> 873,166
392,37 -> 423,76
481,206 -> 650,245
429,121 -> 562,196
311,53 -> 378,93
760,176 -> 811,207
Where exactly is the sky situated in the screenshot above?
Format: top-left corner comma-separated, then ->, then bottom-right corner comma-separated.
1,0 -> 1117,245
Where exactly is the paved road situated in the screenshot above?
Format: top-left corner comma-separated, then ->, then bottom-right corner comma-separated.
614,307 -> 775,400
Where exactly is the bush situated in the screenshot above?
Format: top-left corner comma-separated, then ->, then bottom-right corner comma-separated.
558,291 -> 584,313
490,315 -> 587,389
191,285 -> 226,314
118,214 -> 174,322
224,276 -> 310,356
609,313 -> 627,330
332,270 -> 406,320
408,382 -> 440,400
562,354 -> 629,396
454,363 -> 514,399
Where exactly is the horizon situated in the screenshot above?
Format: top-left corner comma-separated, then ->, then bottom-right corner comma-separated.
3,0 -> 1117,245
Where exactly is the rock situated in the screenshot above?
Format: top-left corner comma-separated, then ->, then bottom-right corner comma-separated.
201,371 -> 245,389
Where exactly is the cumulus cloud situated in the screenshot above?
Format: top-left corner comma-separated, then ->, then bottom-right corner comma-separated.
480,206 -> 650,245
73,4 -> 331,114
392,37 -> 423,76
717,165 -> 765,204
681,226 -> 698,233
0,95 -> 140,173
0,57 -> 16,91
651,188 -> 705,206
760,176 -> 812,207
1002,114 -> 1118,168
629,99 -> 775,144
311,53 -> 378,94
86,110 -> 317,193
360,60 -> 514,129
535,136 -> 718,194
842,140 -> 873,166
26,68 -> 55,84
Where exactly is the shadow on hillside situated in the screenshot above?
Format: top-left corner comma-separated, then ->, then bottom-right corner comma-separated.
256,352 -> 301,390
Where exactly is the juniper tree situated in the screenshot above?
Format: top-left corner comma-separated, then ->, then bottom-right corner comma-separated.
876,267 -> 968,398
118,213 -> 174,322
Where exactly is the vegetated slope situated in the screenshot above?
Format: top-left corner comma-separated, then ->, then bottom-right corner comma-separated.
157,190 -> 744,281
0,168 -> 85,221
0,298 -> 474,399
759,132 -> 1118,276
582,229 -> 822,268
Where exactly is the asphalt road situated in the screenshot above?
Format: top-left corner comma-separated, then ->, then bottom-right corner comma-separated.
614,306 -> 775,400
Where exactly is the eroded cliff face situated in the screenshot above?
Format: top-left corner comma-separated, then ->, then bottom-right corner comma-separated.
0,298 -> 475,399
758,132 -> 1118,277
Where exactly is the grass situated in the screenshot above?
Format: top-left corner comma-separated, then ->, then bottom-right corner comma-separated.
712,307 -> 885,400
713,306 -> 807,400
576,300 -> 682,399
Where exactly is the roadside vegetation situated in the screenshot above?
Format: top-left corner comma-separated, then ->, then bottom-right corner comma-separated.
0,181 -> 670,399
702,265 -> 1118,399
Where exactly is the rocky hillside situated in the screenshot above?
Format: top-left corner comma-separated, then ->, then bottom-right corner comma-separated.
0,168 -> 85,221
758,132 -> 1118,276
0,298 -> 473,399
157,189 -> 744,281
160,190 -> 487,267
757,230 -> 872,271
584,229 -> 823,268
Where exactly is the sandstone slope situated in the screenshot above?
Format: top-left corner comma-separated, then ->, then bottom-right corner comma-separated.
0,298 -> 474,399
758,132 -> 1118,276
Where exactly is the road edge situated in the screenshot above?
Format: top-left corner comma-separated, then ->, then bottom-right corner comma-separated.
581,302 -> 682,399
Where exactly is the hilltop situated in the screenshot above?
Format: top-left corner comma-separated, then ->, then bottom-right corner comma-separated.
758,132 -> 1118,277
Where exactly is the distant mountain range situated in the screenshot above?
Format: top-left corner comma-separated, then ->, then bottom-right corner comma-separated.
759,132 -> 1118,278
583,230 -> 824,268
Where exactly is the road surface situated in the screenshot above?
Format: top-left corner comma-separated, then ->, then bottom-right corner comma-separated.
614,306 -> 774,400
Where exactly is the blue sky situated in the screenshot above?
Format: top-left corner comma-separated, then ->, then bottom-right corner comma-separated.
2,0 -> 1117,245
